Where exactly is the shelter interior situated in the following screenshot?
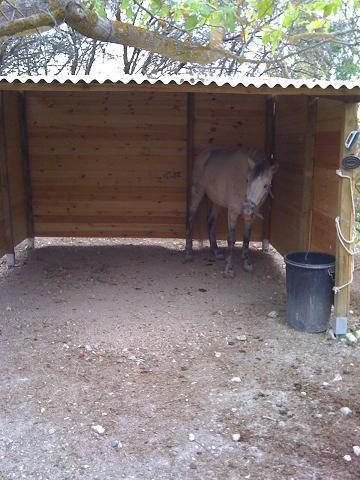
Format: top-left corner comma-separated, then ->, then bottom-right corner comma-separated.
0,79 -> 359,318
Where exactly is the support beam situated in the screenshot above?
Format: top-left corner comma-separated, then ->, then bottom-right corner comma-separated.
0,91 -> 15,265
333,102 -> 359,334
300,97 -> 317,250
262,95 -> 275,251
19,91 -> 34,243
186,92 -> 194,229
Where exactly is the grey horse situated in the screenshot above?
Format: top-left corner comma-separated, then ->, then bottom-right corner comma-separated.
185,147 -> 278,277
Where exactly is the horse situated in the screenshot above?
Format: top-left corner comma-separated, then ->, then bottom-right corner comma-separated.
185,147 -> 278,277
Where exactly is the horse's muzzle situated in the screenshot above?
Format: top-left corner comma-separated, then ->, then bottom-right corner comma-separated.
242,200 -> 256,221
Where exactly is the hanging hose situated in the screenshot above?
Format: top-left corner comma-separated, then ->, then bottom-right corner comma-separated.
333,169 -> 356,294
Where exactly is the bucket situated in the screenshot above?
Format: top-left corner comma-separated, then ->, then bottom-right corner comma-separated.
284,252 -> 335,333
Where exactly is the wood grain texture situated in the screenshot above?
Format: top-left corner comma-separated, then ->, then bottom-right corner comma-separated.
271,96 -> 313,255
192,93 -> 267,241
310,99 -> 344,254
27,91 -> 268,241
3,92 -> 28,246
0,175 -> 6,256
334,103 -> 358,318
28,91 -> 188,238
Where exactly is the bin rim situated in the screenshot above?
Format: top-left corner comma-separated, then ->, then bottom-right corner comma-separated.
284,251 -> 335,270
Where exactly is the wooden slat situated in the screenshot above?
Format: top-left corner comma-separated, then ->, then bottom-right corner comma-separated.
3,92 -> 28,245
28,91 -> 188,238
271,96 -> 312,255
193,93 -> 267,241
334,102 -> 358,319
309,99 -> 344,253
0,91 -> 14,257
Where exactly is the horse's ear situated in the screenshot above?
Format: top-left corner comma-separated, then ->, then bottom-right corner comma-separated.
271,164 -> 279,175
248,157 -> 256,169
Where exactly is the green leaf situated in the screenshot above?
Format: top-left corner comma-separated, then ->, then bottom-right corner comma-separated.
282,14 -> 293,28
323,3 -> 334,16
308,18 -> 326,30
92,0 -> 107,18
184,14 -> 199,30
262,30 -> 271,45
257,0 -> 273,19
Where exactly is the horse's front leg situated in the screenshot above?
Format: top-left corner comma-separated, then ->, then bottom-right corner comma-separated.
224,211 -> 238,278
242,219 -> 254,272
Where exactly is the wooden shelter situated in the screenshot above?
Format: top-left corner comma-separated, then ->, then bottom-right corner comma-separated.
0,74 -> 359,330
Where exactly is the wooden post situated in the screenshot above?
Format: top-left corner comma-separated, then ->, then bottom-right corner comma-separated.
186,92 -> 194,227
18,91 -> 34,247
0,91 -> 15,266
300,96 -> 318,250
333,102 -> 359,334
262,95 -> 275,252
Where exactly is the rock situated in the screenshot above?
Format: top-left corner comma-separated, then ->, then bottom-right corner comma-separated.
188,433 -> 195,442
331,374 -> 342,383
325,328 -> 336,340
340,407 -> 352,416
267,311 -> 278,319
92,425 -> 105,435
236,335 -> 247,341
111,440 -> 123,449
345,333 -> 357,343
343,455 -> 352,462
48,428 -> 56,434
232,433 -> 241,442
300,391 -> 307,397
214,352 -> 222,358
353,446 -> 360,456
230,377 -> 242,383
354,330 -> 360,340
5,306 -> 12,311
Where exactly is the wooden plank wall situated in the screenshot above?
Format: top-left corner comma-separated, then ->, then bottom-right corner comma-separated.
0,91 -> 28,258
270,96 -> 314,255
27,91 -> 188,238
27,91 -> 267,240
193,93 -> 267,240
0,176 -> 6,256
271,96 -> 345,256
310,99 -> 343,253
4,92 -> 28,245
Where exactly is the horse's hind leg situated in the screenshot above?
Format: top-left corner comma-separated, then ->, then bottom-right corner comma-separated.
207,204 -> 224,260
224,210 -> 238,278
185,184 -> 204,261
242,220 -> 254,272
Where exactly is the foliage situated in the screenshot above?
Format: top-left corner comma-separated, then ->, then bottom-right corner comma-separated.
0,0 -> 358,77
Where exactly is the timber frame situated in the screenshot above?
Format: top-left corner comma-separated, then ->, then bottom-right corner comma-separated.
0,75 -> 359,332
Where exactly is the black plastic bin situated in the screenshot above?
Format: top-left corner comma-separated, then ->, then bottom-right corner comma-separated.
284,252 -> 336,333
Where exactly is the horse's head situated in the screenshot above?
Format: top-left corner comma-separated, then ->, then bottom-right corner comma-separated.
242,157 -> 278,222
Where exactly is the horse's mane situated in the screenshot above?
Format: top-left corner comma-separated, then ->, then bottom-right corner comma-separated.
245,148 -> 271,179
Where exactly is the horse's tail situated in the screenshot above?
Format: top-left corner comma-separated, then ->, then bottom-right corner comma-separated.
188,148 -> 213,246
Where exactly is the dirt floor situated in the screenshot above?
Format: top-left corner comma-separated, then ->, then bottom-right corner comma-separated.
0,237 -> 359,480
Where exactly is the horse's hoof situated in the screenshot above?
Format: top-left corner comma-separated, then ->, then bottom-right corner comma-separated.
223,268 -> 235,279
184,254 -> 194,263
243,261 -> 253,272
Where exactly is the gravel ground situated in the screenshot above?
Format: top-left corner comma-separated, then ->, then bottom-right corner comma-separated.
0,237 -> 359,480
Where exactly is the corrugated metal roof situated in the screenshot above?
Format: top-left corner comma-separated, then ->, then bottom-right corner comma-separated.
0,73 -> 359,93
